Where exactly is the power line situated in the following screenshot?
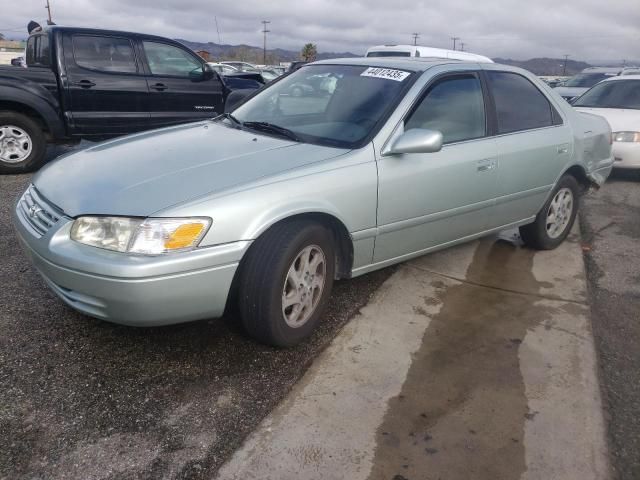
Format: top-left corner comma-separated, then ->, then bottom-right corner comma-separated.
261,20 -> 270,65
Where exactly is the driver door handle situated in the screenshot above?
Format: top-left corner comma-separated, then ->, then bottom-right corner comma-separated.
477,158 -> 497,172
151,83 -> 168,91
72,80 -> 96,88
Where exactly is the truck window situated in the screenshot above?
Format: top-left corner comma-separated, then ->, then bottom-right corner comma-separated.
142,41 -> 202,77
72,35 -> 137,74
26,34 -> 51,67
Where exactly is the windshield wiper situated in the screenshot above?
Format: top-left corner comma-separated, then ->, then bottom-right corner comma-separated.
215,112 -> 243,128
242,121 -> 301,142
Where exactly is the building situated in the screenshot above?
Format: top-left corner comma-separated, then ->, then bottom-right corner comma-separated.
196,50 -> 211,61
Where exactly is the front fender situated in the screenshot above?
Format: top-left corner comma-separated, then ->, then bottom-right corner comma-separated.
0,84 -> 65,138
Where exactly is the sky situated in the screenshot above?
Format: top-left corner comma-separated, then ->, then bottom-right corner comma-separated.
1,0 -> 639,63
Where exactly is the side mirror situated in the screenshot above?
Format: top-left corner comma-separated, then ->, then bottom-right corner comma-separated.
202,63 -> 215,80
387,128 -> 443,155
190,64 -> 215,82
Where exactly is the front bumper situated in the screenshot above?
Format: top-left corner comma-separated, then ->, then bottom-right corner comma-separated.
13,198 -> 249,326
612,142 -> 640,169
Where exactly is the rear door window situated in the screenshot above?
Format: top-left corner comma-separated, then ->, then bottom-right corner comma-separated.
72,35 -> 137,73
487,71 -> 560,134
26,34 -> 51,67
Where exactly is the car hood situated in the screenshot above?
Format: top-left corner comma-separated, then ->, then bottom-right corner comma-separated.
34,122 -> 348,217
574,107 -> 640,132
554,86 -> 588,98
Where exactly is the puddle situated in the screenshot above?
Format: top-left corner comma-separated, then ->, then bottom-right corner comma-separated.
367,237 -> 552,480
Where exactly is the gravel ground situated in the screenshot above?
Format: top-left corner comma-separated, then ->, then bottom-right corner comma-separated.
580,170 -> 640,480
0,147 -> 393,480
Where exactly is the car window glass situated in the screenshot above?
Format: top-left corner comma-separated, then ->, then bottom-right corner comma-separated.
405,75 -> 486,143
73,35 -> 136,73
143,41 -> 202,76
26,34 -> 51,67
573,80 -> 640,109
488,71 -> 554,134
232,65 -> 412,149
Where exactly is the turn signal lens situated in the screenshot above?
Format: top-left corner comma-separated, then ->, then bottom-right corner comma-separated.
164,223 -> 206,250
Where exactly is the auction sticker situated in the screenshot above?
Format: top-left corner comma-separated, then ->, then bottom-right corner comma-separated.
361,67 -> 411,81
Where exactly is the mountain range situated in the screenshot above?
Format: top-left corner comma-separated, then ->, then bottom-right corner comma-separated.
177,39 -> 634,76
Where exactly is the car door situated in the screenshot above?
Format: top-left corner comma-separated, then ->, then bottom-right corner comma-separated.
63,33 -> 150,135
482,68 -> 573,228
140,40 -> 225,128
374,71 -> 499,263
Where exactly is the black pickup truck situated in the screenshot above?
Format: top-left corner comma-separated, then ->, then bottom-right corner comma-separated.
0,26 -> 260,173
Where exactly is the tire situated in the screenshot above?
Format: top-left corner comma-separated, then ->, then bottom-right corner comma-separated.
238,220 -> 336,347
519,174 -> 580,250
0,111 -> 48,174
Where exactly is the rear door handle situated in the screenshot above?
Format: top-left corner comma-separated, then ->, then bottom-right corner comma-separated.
151,83 -> 168,91
72,80 -> 96,88
477,159 -> 497,172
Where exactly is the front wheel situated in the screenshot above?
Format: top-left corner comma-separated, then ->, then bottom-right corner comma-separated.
238,220 -> 336,347
0,111 -> 47,174
519,174 -> 580,250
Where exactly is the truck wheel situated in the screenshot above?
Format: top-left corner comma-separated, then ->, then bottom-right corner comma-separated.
0,111 -> 47,174
519,174 -> 580,250
238,220 -> 335,347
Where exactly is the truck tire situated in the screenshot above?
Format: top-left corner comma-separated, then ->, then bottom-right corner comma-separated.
519,174 -> 580,250
238,219 -> 336,347
0,111 -> 47,174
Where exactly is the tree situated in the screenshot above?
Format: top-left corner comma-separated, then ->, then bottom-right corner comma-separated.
301,43 -> 317,62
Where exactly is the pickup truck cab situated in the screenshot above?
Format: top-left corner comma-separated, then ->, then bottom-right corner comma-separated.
0,26 -> 255,173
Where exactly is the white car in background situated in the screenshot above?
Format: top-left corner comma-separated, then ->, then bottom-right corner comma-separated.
554,67 -> 622,102
365,45 -> 493,63
574,75 -> 640,169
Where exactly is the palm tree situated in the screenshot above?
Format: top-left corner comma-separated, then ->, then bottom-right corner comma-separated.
301,43 -> 317,62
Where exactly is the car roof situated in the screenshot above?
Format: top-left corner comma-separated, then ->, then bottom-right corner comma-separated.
42,25 -> 184,44
310,56 -> 477,72
601,74 -> 640,82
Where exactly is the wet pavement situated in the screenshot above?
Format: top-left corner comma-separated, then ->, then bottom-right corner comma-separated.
581,170 -> 640,480
217,228 -> 609,480
0,160 -> 392,479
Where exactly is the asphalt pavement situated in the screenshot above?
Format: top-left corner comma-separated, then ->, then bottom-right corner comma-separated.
0,146 -> 393,479
580,170 -> 640,480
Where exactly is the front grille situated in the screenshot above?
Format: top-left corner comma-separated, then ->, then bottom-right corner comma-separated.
17,185 -> 61,237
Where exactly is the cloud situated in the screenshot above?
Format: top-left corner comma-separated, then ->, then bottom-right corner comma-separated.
2,0 -> 638,62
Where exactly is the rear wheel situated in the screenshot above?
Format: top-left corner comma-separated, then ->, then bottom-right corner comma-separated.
519,174 -> 580,250
0,111 -> 47,174
238,220 -> 335,347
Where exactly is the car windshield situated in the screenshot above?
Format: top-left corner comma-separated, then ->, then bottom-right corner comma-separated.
229,64 -> 415,148
574,80 -> 640,109
564,73 -> 612,88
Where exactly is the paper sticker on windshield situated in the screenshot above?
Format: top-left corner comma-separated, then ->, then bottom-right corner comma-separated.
361,67 -> 410,82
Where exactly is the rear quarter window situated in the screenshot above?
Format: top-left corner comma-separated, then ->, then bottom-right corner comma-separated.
487,71 -> 561,134
26,34 -> 51,67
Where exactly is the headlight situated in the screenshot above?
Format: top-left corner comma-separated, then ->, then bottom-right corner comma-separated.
612,131 -> 640,143
70,217 -> 211,254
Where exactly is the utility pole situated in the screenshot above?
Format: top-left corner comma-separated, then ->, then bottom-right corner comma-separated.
45,0 -> 54,25
261,20 -> 270,65
460,42 -> 466,51
412,33 -> 419,46
214,16 -> 222,44
562,54 -> 570,76
450,36 -> 460,51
